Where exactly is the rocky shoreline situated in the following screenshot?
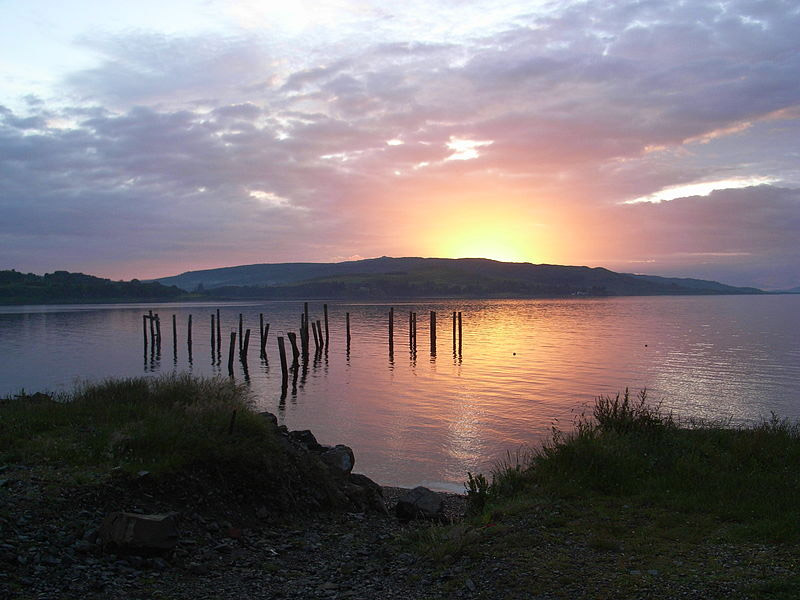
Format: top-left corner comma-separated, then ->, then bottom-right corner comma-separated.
1,417 -> 473,600
4,410 -> 797,599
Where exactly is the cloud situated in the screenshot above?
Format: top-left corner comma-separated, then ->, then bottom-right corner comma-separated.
1,0 -> 799,286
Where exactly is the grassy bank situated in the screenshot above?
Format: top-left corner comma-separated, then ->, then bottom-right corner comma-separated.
465,390 -> 800,542
0,375 -> 352,513
1,375 -> 271,474
411,390 -> 800,598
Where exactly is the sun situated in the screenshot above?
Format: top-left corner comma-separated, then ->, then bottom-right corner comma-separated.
434,218 -> 539,264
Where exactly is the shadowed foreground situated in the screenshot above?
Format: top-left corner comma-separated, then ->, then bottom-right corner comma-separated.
1,379 -> 798,599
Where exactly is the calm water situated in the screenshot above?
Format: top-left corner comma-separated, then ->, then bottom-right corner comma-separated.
2,296 -> 799,491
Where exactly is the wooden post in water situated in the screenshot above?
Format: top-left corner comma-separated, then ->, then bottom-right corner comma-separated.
242,329 -> 251,360
311,320 -> 320,353
155,314 -> 162,350
430,311 -> 437,354
303,303 -> 310,356
147,310 -> 155,346
388,307 -> 394,355
458,311 -> 463,355
238,314 -> 243,352
143,315 -> 148,350
227,332 -> 236,375
452,311 -> 457,352
277,336 -> 289,384
261,322 -> 269,356
287,332 -> 300,365
187,314 -> 192,347
316,320 -> 324,352
299,314 -> 306,358
324,304 -> 329,348
346,312 -> 351,348
259,314 -> 264,350
172,314 -> 177,358
216,309 -> 221,355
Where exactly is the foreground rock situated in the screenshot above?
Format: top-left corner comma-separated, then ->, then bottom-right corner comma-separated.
320,444 -> 357,476
100,511 -> 178,554
395,486 -> 445,521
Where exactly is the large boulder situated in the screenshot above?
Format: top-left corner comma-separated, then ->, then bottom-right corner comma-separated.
320,445 -> 355,476
289,429 -> 324,452
345,473 -> 389,515
100,512 -> 179,554
395,486 -> 444,522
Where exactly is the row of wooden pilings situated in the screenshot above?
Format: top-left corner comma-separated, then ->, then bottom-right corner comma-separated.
143,304 -> 464,387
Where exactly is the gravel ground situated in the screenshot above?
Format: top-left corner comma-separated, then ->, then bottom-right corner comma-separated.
0,466 -> 469,600
2,465 -> 798,600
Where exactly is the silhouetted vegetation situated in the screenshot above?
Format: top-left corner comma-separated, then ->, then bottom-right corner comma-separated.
466,390 -> 800,543
0,270 -> 185,304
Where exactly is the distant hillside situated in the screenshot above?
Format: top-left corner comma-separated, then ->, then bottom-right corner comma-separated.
155,257 -> 762,299
627,274 -> 763,295
0,270 -> 186,305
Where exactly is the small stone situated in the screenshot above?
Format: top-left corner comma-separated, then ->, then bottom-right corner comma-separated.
319,582 -> 338,591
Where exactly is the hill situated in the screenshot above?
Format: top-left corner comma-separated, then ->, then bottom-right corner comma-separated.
0,270 -> 186,304
155,257 -> 762,299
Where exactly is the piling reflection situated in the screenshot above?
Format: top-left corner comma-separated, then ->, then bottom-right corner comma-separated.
80,297 -> 796,489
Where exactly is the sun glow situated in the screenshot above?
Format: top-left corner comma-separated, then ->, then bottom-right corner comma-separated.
434,215 -> 541,264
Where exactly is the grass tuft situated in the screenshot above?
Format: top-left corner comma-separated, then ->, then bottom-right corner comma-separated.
464,390 -> 800,544
0,374 -> 273,475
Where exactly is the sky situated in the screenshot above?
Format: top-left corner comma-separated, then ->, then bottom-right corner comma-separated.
1,0 -> 799,289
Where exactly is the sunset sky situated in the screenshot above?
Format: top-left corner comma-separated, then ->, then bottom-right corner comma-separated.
1,0 -> 798,289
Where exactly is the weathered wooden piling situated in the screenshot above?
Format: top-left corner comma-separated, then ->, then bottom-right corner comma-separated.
227,332 -> 236,375
155,314 -> 162,349
452,311 -> 457,351
346,312 -> 351,345
299,314 -> 307,358
238,314 -> 243,352
311,320 -> 320,352
187,314 -> 192,347
242,328 -> 251,360
259,314 -> 264,349
216,309 -> 221,354
303,303 -> 310,353
148,310 -> 155,345
389,307 -> 394,355
458,311 -> 463,354
142,315 -> 148,349
277,336 -> 289,383
210,315 -> 216,362
430,311 -> 437,354
287,332 -> 300,365
316,320 -> 324,352
324,304 -> 329,347
261,321 -> 269,356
